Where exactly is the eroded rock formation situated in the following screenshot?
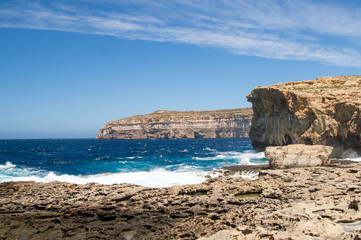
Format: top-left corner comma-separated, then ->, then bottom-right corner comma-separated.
97,108 -> 252,139
1,161 -> 361,239
247,76 -> 361,157
265,144 -> 333,169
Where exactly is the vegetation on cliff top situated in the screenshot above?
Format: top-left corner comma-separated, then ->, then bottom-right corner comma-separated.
106,108 -> 253,126
270,76 -> 361,92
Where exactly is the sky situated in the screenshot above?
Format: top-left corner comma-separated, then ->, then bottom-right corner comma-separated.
1,0 -> 361,139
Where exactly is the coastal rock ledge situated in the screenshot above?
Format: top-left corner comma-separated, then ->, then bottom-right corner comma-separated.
265,144 -> 333,169
1,161 -> 361,239
97,108 -> 252,139
247,76 -> 361,157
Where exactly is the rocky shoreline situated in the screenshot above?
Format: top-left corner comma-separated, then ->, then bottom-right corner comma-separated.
2,76 -> 361,239
1,160 -> 361,239
97,108 -> 252,140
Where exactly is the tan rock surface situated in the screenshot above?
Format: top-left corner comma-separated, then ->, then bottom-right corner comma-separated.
97,108 -> 252,139
1,161 -> 361,239
247,76 -> 361,157
265,144 -> 333,168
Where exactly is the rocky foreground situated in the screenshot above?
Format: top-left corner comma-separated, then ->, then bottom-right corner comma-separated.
97,108 -> 252,139
1,161 -> 361,239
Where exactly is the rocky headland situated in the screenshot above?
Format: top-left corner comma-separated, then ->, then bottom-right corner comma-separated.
2,76 -> 361,239
1,161 -> 361,239
97,108 -> 252,139
247,76 -> 361,157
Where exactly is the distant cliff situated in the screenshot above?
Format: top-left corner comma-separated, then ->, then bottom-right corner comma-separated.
97,108 -> 252,139
247,76 -> 361,157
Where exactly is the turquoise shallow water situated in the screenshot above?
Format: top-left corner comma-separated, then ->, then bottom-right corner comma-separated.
0,138 -> 266,187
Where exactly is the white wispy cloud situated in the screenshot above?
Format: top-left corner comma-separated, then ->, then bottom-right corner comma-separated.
1,0 -> 361,67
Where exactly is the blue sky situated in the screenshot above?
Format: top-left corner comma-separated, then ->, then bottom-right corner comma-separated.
1,0 -> 361,139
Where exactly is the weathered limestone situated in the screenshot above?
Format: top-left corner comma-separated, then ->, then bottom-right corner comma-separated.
2,161 -> 361,239
97,108 -> 252,139
247,76 -> 361,157
265,144 -> 333,168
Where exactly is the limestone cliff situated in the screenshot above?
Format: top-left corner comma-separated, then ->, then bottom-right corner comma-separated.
247,76 -> 361,157
97,108 -> 252,139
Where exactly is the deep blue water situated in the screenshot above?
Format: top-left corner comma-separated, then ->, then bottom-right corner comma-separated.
0,138 -> 266,187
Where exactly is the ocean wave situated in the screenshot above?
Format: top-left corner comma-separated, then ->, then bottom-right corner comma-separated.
341,157 -> 361,162
0,162 -> 206,187
341,149 -> 361,161
2,170 -> 205,188
0,161 -> 16,169
0,162 -> 47,180
0,161 -> 259,187
204,147 -> 217,152
192,150 -> 265,165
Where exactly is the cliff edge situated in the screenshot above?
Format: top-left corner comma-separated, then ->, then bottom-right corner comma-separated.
97,108 -> 252,139
247,76 -> 361,157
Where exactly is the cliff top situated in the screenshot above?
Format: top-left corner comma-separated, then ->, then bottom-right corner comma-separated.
105,108 -> 253,126
255,75 -> 361,104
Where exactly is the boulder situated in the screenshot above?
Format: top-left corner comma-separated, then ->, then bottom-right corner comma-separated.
265,144 -> 333,168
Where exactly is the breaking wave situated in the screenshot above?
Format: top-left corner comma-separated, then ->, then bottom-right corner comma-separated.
0,162 -> 206,187
0,160 -> 261,188
192,150 -> 265,165
0,139 -> 265,187
341,149 -> 361,162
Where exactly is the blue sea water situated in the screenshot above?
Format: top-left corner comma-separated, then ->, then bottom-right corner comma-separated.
0,138 -> 266,187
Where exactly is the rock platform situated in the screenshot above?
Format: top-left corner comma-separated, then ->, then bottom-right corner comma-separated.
265,144 -> 334,168
1,161 -> 361,239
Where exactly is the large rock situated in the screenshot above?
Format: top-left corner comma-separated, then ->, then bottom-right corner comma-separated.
265,144 -> 333,168
247,76 -> 361,157
97,108 -> 252,139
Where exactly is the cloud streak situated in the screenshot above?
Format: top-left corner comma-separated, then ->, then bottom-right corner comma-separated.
1,0 -> 361,66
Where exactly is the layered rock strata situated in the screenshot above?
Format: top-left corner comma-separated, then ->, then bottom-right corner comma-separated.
1,162 -> 361,239
265,144 -> 333,169
97,108 -> 252,139
247,76 -> 361,157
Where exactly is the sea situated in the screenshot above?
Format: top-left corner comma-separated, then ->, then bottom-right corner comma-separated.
0,138 -> 266,187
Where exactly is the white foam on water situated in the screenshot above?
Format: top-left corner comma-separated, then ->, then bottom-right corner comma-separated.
2,169 -> 206,188
342,157 -> 361,162
341,149 -> 361,162
0,162 -> 47,182
192,150 -> 265,165
0,161 -> 16,169
204,147 -> 217,151
0,158 -> 263,188
0,162 -> 207,187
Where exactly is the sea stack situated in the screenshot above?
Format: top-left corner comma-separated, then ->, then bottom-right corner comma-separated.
97,108 -> 252,139
247,76 -> 361,157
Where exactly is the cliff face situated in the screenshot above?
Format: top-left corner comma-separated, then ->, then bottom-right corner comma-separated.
247,76 -> 361,157
97,108 -> 252,139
